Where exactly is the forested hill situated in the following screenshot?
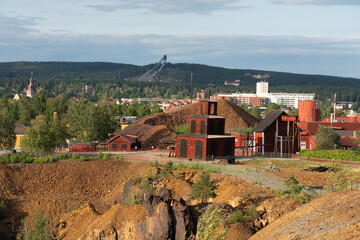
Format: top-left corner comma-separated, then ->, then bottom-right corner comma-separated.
0,61 -> 358,86
0,61 -> 359,102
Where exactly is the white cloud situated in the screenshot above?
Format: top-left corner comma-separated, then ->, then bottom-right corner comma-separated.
87,0 -> 246,14
274,0 -> 360,5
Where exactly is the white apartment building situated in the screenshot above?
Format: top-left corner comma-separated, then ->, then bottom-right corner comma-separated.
256,81 -> 269,96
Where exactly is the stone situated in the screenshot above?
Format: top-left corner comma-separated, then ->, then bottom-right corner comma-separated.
158,188 -> 171,201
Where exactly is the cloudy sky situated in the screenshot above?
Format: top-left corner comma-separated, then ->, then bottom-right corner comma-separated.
1,0 -> 359,77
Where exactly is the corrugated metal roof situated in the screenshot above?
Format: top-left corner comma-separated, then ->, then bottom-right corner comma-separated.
254,110 -> 285,132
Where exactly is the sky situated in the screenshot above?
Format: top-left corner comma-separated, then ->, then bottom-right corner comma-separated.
1,0 -> 359,78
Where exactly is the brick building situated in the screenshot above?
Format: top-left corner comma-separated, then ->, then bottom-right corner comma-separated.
175,100 -> 235,160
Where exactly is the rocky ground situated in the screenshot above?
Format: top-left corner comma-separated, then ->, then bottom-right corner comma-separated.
1,157 -> 360,239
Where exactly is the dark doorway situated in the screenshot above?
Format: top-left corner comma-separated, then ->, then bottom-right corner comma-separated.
180,139 -> 187,158
210,141 -> 217,157
195,140 -> 203,159
224,140 -> 232,156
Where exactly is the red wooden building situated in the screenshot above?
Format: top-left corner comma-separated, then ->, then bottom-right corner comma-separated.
69,143 -> 97,152
107,134 -> 141,151
175,100 -> 235,161
254,111 -> 301,157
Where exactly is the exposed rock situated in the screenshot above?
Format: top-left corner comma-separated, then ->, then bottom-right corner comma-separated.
158,188 -> 171,202
119,180 -> 135,204
171,198 -> 195,240
135,202 -> 173,240
144,193 -> 161,216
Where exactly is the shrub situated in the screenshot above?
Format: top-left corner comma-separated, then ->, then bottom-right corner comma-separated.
139,178 -> 154,194
284,174 -> 303,194
131,176 -> 143,185
102,153 -> 110,160
97,152 -> 104,159
79,156 -> 86,162
0,201 -> 7,219
196,205 -> 226,240
245,204 -> 259,221
229,209 -> 243,224
326,167 -> 356,192
71,153 -> 78,159
114,155 -> 123,162
174,124 -> 189,134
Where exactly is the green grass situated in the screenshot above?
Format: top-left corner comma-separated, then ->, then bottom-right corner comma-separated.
300,149 -> 360,162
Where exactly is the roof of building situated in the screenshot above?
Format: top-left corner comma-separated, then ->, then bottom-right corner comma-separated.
14,124 -> 30,135
335,130 -> 355,137
158,136 -> 176,143
189,115 -> 226,119
177,134 -> 235,139
107,134 -> 139,144
254,110 -> 285,132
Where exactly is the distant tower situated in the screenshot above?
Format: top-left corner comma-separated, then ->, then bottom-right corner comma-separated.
256,81 -> 269,96
24,72 -> 36,98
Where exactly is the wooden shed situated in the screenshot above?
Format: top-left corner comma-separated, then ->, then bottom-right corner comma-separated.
107,134 -> 141,151
69,143 -> 97,152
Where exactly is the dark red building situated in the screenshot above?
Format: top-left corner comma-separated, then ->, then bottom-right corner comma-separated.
107,134 -> 141,151
69,143 -> 97,152
176,100 -> 235,161
254,111 -> 301,157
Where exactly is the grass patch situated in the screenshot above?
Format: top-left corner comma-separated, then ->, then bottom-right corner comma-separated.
229,209 -> 244,224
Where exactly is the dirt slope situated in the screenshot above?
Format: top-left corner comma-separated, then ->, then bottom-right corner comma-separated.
121,99 -> 259,147
0,160 -> 150,236
250,191 -> 360,240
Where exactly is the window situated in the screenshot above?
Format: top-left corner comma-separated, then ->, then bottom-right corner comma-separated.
112,144 -> 117,149
200,120 -> 206,134
122,144 -> 127,150
191,120 -> 196,133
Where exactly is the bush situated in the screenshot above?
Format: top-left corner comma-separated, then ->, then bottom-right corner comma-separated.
245,204 -> 258,221
97,152 -> 104,159
0,201 -> 7,219
174,124 -> 189,134
326,166 -> 356,192
33,156 -> 53,164
79,156 -> 86,162
299,149 -> 360,162
114,155 -> 123,162
102,153 -> 110,160
229,209 -> 243,224
139,178 -> 154,194
196,205 -> 226,240
71,153 -> 78,159
24,209 -> 51,240
284,174 -> 303,194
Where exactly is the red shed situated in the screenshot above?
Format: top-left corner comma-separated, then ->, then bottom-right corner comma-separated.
69,143 -> 97,152
107,134 -> 141,151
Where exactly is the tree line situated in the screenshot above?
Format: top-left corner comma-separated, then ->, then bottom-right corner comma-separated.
0,91 -> 162,152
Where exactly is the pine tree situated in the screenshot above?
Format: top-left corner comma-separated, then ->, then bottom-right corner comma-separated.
189,172 -> 217,203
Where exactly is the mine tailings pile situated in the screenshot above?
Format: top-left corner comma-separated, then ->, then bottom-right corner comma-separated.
120,99 -> 260,148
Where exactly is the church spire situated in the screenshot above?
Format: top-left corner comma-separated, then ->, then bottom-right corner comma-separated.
30,71 -> 34,86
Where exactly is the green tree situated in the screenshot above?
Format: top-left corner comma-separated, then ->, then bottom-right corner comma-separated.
189,172 -> 217,203
21,115 -> 56,152
152,105 -> 163,114
0,105 -> 16,149
264,103 -> 281,116
249,106 -> 261,119
26,209 -> 51,240
315,125 -> 341,150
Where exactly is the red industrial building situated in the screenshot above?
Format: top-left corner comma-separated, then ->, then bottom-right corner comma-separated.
252,100 -> 360,156
254,111 -> 301,157
107,134 -> 141,151
176,100 -> 235,161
